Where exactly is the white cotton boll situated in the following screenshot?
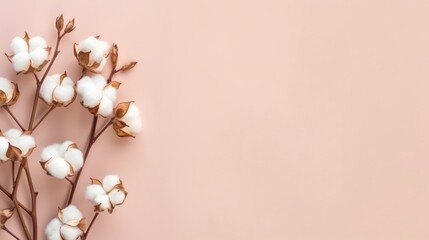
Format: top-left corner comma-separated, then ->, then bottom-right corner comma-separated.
4,128 -> 22,140
128,103 -> 141,117
29,37 -> 47,52
126,119 -> 142,134
11,135 -> 35,155
81,87 -> 102,108
90,41 -> 109,62
45,218 -> 62,240
76,76 -> 92,88
76,78 -> 91,96
46,157 -> 70,179
103,85 -> 117,102
122,103 -> 142,134
77,36 -> 98,52
61,77 -> 74,87
10,37 -> 28,55
12,52 -> 30,72
97,97 -> 114,117
77,77 -> 103,107
85,185 -> 106,201
0,137 -> 9,161
122,103 -> 140,120
94,194 -> 111,210
108,189 -> 126,205
61,205 -> 83,223
64,148 -> 83,171
60,225 -> 82,240
82,90 -> 102,107
54,84 -> 74,103
91,75 -> 107,90
0,77 -> 13,97
59,141 -> 74,155
102,175 -> 120,192
98,41 -> 110,55
40,75 -> 59,103
29,48 -> 48,68
41,144 -> 61,161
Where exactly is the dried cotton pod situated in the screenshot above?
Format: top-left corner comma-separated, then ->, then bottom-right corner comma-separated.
0,208 -> 13,227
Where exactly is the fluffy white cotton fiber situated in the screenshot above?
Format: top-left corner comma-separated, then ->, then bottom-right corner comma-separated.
40,141 -> 84,179
76,36 -> 110,72
40,74 -> 75,106
77,75 -> 118,117
45,205 -> 84,240
9,35 -> 49,73
1,128 -> 36,158
85,175 -> 127,212
0,77 -> 14,98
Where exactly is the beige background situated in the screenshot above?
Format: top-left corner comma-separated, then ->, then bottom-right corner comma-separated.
0,0 -> 429,239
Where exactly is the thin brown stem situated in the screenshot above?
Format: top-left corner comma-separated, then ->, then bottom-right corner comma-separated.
107,67 -> 116,83
27,82 -> 40,130
65,177 -> 74,186
22,159 -> 37,240
82,213 -> 99,240
66,116 -> 98,205
0,185 -> 31,215
12,161 -> 31,240
2,226 -> 20,240
3,106 -> 25,131
32,106 -> 55,131
29,31 -> 63,130
40,33 -> 63,84
93,120 -> 113,142
79,68 -> 87,79
12,161 -> 15,187
33,73 -> 40,83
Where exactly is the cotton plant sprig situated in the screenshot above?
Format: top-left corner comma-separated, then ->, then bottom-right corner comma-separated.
0,14 -> 141,240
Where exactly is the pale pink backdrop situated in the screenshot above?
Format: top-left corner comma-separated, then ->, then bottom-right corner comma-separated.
0,0 -> 429,239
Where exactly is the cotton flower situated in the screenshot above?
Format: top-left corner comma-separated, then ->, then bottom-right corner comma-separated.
0,128 -> 36,162
40,141 -> 84,179
40,73 -> 76,106
74,36 -> 110,73
7,33 -> 50,74
85,175 -> 127,213
113,102 -> 142,137
45,205 -> 86,240
76,75 -> 120,117
0,77 -> 19,107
